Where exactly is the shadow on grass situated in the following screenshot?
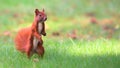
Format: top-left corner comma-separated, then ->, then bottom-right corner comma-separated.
43,48 -> 120,68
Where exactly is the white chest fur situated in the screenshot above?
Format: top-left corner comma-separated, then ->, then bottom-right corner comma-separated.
33,23 -> 43,50
38,23 -> 43,34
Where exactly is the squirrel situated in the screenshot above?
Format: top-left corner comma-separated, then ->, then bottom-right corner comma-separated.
14,9 -> 47,58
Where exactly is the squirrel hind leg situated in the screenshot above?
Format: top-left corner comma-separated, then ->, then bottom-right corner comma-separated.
36,44 -> 44,58
26,43 -> 34,58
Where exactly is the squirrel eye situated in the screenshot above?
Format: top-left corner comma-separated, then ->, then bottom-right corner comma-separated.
39,14 -> 42,17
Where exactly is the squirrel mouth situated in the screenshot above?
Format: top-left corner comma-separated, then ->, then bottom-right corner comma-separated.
39,17 -> 47,22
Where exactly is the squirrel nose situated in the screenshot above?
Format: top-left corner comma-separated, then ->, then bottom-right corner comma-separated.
44,17 -> 47,21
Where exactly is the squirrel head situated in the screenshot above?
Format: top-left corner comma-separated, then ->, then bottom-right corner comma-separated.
35,9 -> 47,23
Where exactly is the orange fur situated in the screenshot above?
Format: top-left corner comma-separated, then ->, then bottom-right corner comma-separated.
14,9 -> 47,58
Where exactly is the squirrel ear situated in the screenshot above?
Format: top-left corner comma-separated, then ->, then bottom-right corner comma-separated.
42,8 -> 45,12
35,9 -> 39,15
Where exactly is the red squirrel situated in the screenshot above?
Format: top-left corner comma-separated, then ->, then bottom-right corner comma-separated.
14,9 -> 47,58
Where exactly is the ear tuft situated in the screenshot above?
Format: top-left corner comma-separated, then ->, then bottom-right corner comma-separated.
42,8 -> 45,12
35,9 -> 39,15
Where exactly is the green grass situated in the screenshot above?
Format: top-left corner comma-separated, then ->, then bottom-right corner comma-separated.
0,37 -> 120,68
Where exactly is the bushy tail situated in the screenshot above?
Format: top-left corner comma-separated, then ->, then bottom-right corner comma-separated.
14,28 -> 30,53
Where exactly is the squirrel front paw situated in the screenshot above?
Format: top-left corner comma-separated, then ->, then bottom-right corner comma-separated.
42,33 -> 46,36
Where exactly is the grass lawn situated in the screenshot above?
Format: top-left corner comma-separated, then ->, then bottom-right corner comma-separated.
0,36 -> 120,68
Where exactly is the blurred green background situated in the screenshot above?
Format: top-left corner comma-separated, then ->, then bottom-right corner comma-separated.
0,0 -> 120,68
0,0 -> 120,39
